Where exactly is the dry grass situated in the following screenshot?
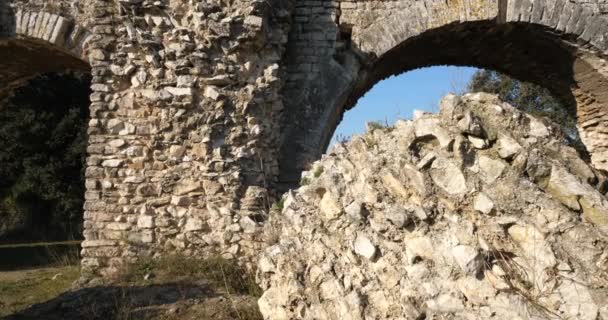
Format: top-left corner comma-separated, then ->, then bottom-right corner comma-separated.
0,265 -> 80,317
0,242 -> 82,316
115,254 -> 263,320
1,248 -> 263,320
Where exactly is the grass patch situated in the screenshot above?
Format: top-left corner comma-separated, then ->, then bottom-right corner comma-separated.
1,251 -> 263,320
0,265 -> 80,317
366,120 -> 387,131
119,255 -> 261,297
313,166 -> 324,178
271,198 -> 285,211
300,177 -> 311,186
117,255 -> 263,320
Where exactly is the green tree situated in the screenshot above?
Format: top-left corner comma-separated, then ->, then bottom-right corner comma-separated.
0,72 -> 90,242
467,70 -> 586,156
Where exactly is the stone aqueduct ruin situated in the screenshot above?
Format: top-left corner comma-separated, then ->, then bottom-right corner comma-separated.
1,0 -> 608,279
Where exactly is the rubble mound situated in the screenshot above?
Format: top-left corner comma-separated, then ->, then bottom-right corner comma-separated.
257,93 -> 608,320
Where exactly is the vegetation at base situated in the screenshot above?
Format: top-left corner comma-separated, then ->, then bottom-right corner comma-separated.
0,72 -> 91,243
467,70 -> 583,147
119,254 -> 262,297
271,197 -> 285,211
313,166 -> 324,178
115,254 -> 263,320
0,262 -> 80,317
1,254 -> 263,320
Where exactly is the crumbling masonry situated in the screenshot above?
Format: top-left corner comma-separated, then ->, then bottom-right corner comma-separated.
1,0 -> 608,280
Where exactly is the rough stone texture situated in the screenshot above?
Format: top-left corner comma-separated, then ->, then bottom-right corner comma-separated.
258,93 -> 608,320
1,0 -> 295,282
1,0 -> 608,283
280,0 -> 608,187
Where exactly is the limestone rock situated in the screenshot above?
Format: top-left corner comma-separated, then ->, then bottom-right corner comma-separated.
451,245 -> 483,276
496,134 -> 521,159
430,158 -> 467,195
473,192 -> 494,214
353,235 -> 377,260
258,93 -> 607,320
319,192 -> 342,220
478,156 -> 506,184
467,136 -> 488,149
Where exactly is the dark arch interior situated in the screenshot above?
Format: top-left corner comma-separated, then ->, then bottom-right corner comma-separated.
0,39 -> 89,100
0,70 -> 91,244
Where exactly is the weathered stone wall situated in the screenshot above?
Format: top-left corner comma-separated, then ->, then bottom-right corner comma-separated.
2,0 -> 608,282
74,0 -> 295,280
2,0 -> 295,281
280,0 -> 608,187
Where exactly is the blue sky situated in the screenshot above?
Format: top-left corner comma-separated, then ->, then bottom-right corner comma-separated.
331,66 -> 478,145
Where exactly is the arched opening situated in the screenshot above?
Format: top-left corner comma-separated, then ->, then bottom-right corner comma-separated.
0,12 -> 91,268
279,17 -> 608,189
329,66 -> 479,147
0,38 -> 89,100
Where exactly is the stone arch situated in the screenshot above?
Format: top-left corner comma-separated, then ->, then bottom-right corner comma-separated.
0,6 -> 92,99
279,0 -> 608,188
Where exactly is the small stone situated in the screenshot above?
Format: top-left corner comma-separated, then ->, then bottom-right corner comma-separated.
109,139 -> 126,148
529,117 -> 550,137
200,75 -> 234,86
176,75 -> 195,87
385,208 -> 410,228
412,206 -> 429,220
137,215 -> 154,229
416,152 -> 436,169
456,276 -> 496,305
497,134 -> 522,159
107,119 -> 125,134
478,156 -> 506,184
508,224 -> 557,268
451,245 -> 483,276
174,179 -> 202,195
425,294 -> 464,313
402,165 -> 428,196
240,216 -> 258,234
546,165 -> 587,210
467,136 -> 488,149
407,236 -> 434,261
430,158 -> 467,195
473,192 -> 494,214
165,87 -> 193,97
457,111 -> 485,137
81,240 -> 117,248
171,196 -> 191,207
345,202 -> 365,222
204,86 -> 222,100
382,172 -> 410,199
169,145 -> 186,158
439,94 -> 460,119
320,192 -> 342,220
184,217 -> 203,231
414,118 -> 453,149
244,15 -> 264,28
101,159 -> 123,168
91,84 -> 110,92
405,263 -> 429,280
354,235 -> 377,260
